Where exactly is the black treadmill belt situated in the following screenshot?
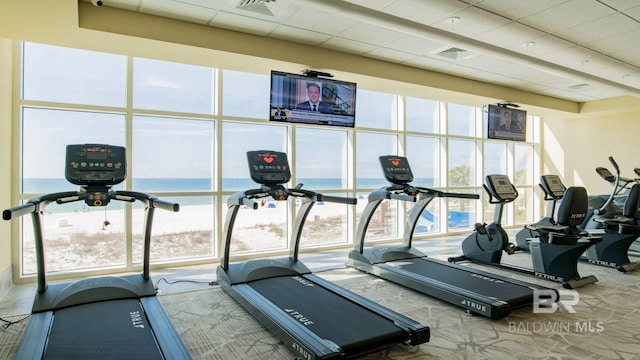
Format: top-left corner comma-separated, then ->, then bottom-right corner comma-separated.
248,276 -> 405,354
389,258 -> 533,304
45,298 -> 163,360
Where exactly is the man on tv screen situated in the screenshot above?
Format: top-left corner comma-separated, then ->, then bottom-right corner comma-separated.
498,109 -> 522,133
296,82 -> 334,114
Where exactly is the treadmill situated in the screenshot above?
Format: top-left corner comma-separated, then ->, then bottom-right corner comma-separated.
216,150 -> 430,360
3,144 -> 191,359
347,155 -> 556,319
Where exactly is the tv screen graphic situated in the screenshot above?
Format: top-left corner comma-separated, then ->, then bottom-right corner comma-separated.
486,104 -> 527,142
269,70 -> 357,128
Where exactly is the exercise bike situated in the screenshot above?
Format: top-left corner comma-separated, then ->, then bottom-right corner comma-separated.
578,157 -> 640,272
514,174 -> 565,252
448,174 -> 601,289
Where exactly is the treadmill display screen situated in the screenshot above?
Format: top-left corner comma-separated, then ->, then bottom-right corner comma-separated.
65,144 -> 126,186
247,150 -> 291,185
485,174 -> 517,201
379,155 -> 414,184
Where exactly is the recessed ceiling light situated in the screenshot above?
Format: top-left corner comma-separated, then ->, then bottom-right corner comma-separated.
446,17 -> 460,24
522,42 -> 535,47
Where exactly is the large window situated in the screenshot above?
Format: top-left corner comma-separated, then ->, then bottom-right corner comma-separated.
13,42 -> 540,278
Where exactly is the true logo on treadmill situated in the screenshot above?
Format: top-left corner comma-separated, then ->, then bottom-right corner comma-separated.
291,342 -> 312,360
291,276 -> 314,287
130,310 -> 145,329
284,308 -> 314,326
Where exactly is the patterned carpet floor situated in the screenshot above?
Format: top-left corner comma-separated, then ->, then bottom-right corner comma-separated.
2,253 -> 640,359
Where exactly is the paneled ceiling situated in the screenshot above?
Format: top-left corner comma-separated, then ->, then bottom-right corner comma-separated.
84,0 -> 640,103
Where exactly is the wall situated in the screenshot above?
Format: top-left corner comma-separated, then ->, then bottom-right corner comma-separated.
542,96 -> 640,194
0,38 -> 13,295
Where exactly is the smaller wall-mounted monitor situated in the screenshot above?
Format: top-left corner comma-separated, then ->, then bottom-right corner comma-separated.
485,104 -> 527,142
269,70 -> 357,128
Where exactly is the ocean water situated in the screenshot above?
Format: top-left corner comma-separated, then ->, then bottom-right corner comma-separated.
18,177 -> 436,214
22,177 -> 436,194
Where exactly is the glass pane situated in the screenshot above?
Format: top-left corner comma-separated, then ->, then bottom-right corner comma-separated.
447,103 -> 476,137
514,187 -> 533,224
222,122 -> 287,191
448,191 -> 477,230
23,42 -> 126,107
356,132 -> 398,188
133,58 -> 215,114
295,128 -> 348,189
221,194 -> 288,254
22,108 -> 125,193
300,195 -> 351,247
406,97 -> 439,133
410,198 -> 441,235
222,70 -> 269,119
132,116 -> 214,192
133,196 -> 214,263
22,200 -> 126,275
406,136 -> 440,187
514,144 -> 533,185
357,193 -> 400,241
484,142 -> 508,178
355,90 -> 397,130
448,139 -> 476,187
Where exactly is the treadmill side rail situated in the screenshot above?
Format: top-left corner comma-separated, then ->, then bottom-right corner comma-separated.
223,282 -> 344,360
14,312 -> 52,359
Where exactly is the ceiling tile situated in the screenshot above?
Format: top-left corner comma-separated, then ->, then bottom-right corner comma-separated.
429,6 -> 512,37
319,37 -> 379,55
211,11 -> 279,36
336,22 -> 406,46
270,25 -> 333,46
283,8 -> 355,36
586,28 -> 640,54
366,47 -> 419,63
472,0 -> 570,20
380,0 -> 469,26
554,13 -> 639,45
475,22 -> 546,49
383,35 -> 448,56
519,0 -> 616,33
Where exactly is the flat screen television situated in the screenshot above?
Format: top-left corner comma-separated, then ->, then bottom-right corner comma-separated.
485,104 -> 527,142
269,70 -> 357,128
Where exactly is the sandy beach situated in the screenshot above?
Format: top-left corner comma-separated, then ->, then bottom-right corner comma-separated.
19,198 -> 377,273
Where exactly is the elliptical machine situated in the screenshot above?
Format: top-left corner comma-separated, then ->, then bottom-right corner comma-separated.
514,175 -> 565,252
448,174 -> 601,289
578,157 -> 640,272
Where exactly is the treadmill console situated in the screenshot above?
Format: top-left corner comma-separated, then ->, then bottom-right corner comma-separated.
247,150 -> 291,185
379,155 -> 413,184
65,144 -> 126,186
485,174 -> 517,201
540,175 -> 566,198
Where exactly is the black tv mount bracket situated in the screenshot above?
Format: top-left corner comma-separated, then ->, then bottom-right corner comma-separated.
302,69 -> 334,78
496,102 -> 520,108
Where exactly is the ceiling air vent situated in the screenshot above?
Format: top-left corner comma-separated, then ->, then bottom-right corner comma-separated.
433,46 -> 472,60
236,0 -> 276,16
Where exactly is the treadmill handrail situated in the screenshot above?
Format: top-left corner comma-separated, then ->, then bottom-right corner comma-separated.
3,189 -> 179,293
356,185 -> 479,253
221,186 -> 357,269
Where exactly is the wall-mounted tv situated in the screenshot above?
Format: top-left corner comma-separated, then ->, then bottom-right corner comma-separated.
485,104 -> 527,142
269,70 -> 357,128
